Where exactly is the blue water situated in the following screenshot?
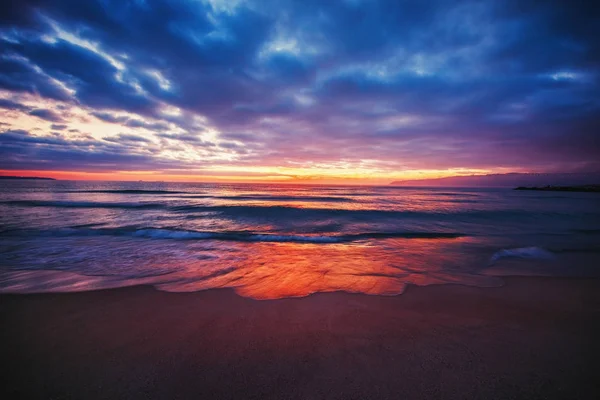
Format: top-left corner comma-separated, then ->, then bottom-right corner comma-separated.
1,180 -> 599,298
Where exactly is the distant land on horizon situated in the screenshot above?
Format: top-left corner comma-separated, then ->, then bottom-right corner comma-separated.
0,176 -> 56,180
391,172 -> 600,187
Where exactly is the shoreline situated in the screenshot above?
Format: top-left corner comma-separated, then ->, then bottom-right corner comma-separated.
2,276 -> 599,399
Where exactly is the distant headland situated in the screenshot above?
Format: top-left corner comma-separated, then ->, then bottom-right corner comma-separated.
0,176 -> 56,180
391,172 -> 600,187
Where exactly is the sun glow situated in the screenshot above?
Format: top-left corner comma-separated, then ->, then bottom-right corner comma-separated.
0,166 -> 494,184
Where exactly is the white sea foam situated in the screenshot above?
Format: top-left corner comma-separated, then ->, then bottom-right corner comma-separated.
489,246 -> 555,264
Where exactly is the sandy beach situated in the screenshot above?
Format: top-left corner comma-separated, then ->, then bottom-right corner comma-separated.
1,276 -> 599,399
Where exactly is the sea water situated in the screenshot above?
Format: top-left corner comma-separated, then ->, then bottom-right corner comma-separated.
1,180 -> 599,298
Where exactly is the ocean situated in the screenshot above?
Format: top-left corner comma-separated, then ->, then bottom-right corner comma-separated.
1,180 -> 599,299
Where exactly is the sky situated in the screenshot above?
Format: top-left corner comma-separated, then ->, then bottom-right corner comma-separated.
0,0 -> 599,184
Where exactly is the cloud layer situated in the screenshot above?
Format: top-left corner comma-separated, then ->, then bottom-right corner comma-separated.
1,0 -> 599,180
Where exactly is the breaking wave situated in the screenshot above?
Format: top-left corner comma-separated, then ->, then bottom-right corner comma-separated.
2,201 -> 554,221
489,247 -> 555,264
170,204 -> 536,220
1,227 -> 467,244
1,200 -> 165,209
180,195 -> 354,202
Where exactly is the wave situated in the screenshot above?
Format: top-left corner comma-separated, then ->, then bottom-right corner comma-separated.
489,246 -> 555,264
2,200 -> 555,222
172,204 -> 538,220
64,189 -> 184,195
2,200 -> 546,223
171,204 -> 421,221
2,227 -> 467,244
222,195 -> 353,202
429,192 -> 481,197
1,200 -> 165,209
181,195 -> 354,202
346,232 -> 465,240
423,198 -> 479,203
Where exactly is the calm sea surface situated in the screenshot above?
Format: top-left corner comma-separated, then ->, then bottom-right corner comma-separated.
1,180 -> 599,299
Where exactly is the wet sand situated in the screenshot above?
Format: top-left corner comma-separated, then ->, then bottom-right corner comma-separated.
1,277 -> 599,399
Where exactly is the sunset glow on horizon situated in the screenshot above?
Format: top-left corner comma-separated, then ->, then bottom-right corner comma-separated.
0,166 -> 502,185
1,0 -> 598,182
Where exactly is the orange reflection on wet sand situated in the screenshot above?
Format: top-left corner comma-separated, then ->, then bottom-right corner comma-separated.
156,238 -> 500,299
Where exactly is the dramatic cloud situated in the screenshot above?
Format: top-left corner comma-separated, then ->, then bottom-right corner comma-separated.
0,0 -> 598,181
28,108 -> 63,122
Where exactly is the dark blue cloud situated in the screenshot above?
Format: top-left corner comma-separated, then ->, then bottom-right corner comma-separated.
124,119 -> 170,132
3,37 -> 155,113
0,57 -> 73,101
91,112 -> 129,124
103,134 -> 151,144
91,111 -> 170,131
157,133 -> 216,146
492,0 -> 600,72
0,98 -> 30,111
28,108 -> 64,122
264,53 -> 313,85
